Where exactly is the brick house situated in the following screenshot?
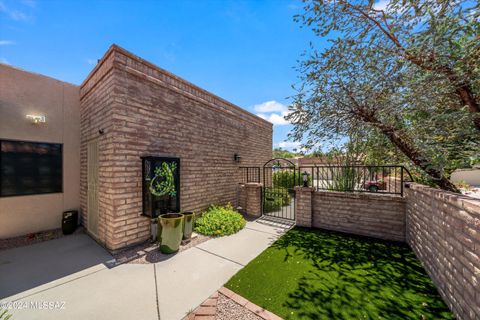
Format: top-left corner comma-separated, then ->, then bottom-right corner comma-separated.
0,44 -> 272,251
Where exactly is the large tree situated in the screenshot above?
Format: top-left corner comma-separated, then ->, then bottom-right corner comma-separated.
296,0 -> 480,130
288,0 -> 479,192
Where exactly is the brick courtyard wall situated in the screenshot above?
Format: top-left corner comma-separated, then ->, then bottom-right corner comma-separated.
405,183 -> 480,320
295,187 -> 314,228
244,183 -> 262,217
237,184 -> 247,213
80,45 -> 272,251
295,183 -> 480,319
311,191 -> 406,241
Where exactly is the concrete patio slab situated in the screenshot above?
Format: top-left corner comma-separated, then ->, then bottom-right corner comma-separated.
246,219 -> 294,235
1,219 -> 289,320
7,264 -> 157,320
0,234 -> 113,299
196,221 -> 286,266
155,246 -> 242,320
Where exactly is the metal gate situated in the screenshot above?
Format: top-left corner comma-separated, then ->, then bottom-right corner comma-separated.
263,158 -> 297,221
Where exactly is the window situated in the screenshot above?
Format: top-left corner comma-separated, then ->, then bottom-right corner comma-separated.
0,140 -> 63,197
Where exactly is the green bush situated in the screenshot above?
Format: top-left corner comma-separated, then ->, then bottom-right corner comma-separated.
263,197 -> 283,213
263,187 -> 291,213
272,170 -> 311,189
194,203 -> 246,236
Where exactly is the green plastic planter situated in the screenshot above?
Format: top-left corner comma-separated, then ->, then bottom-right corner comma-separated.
182,211 -> 195,240
158,213 -> 184,254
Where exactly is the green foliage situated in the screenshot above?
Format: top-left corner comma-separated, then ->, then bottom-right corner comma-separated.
272,147 -> 299,159
226,227 -> 454,320
272,170 -> 313,189
328,167 -> 357,192
272,171 -> 298,189
288,0 -> 479,191
263,187 -> 291,213
194,203 -> 246,236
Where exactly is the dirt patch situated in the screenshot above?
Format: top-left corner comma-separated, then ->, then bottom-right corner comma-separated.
114,233 -> 211,264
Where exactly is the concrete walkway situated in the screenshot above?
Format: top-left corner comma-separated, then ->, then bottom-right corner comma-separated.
0,219 -> 289,320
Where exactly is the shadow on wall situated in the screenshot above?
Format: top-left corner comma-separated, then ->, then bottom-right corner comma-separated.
273,228 -> 454,320
0,234 -> 113,299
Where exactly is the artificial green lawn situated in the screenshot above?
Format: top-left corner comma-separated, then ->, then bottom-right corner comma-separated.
225,227 -> 454,320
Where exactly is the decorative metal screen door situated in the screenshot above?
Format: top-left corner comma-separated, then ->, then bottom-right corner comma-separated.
87,140 -> 99,236
263,158 -> 297,221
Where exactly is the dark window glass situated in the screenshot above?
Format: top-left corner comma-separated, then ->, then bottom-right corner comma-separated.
0,140 -> 63,197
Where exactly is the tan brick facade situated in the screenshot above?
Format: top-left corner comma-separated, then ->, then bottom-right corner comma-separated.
79,45 -> 272,251
406,183 -> 480,320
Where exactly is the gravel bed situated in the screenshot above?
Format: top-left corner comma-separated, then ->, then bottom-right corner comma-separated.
114,233 -> 211,264
0,227 -> 84,251
216,293 -> 262,320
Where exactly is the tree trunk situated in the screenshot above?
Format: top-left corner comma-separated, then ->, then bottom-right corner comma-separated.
356,109 -> 461,193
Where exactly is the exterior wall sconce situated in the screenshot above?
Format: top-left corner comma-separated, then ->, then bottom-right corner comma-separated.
234,154 -> 242,163
26,114 -> 46,124
302,171 -> 309,187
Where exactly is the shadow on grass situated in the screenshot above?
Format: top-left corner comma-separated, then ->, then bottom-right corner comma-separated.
272,228 -> 454,320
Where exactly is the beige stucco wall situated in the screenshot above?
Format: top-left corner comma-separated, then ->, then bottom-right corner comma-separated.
451,168 -> 480,186
0,64 -> 81,238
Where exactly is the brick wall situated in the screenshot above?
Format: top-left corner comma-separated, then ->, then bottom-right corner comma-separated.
244,183 -> 262,217
406,183 -> 480,320
311,191 -> 406,241
294,183 -> 480,319
79,51 -> 117,248
295,187 -> 314,228
80,45 -> 272,251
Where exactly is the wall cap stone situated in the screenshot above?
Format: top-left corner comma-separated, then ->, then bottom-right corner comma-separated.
407,182 -> 480,215
314,190 -> 405,202
245,183 -> 262,188
294,186 -> 315,192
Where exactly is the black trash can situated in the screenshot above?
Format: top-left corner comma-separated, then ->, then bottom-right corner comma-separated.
62,210 -> 78,235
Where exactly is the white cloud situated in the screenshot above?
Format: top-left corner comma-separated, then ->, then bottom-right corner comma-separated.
253,100 -> 292,126
0,1 -> 30,21
275,141 -> 304,152
0,57 -> 10,64
373,0 -> 389,11
87,59 -> 97,66
253,100 -> 288,113
257,112 -> 290,125
0,40 -> 14,45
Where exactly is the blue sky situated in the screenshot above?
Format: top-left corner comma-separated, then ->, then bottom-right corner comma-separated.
0,0 -> 324,151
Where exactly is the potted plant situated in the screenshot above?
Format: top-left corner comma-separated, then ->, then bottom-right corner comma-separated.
182,211 -> 195,240
158,213 -> 184,254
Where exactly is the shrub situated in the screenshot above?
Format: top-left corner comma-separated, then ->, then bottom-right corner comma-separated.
263,187 -> 291,213
194,203 -> 246,236
272,170 -> 311,189
263,197 -> 283,213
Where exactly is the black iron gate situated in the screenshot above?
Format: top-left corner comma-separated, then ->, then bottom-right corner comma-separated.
262,158 -> 297,221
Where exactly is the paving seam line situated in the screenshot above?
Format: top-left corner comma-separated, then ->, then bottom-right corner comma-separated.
193,247 -> 245,267
153,264 -> 161,320
244,226 -> 287,236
